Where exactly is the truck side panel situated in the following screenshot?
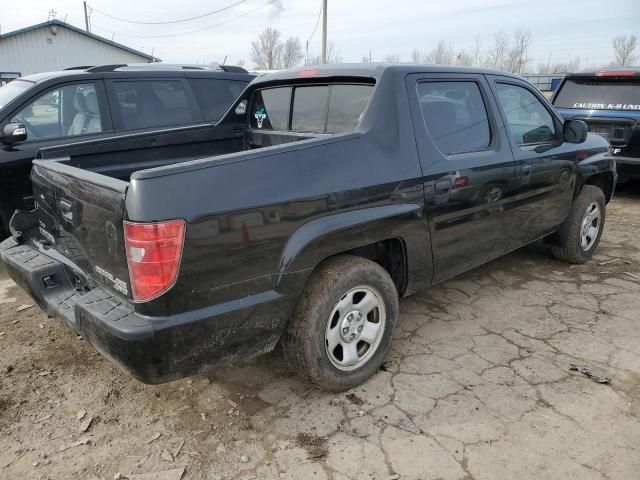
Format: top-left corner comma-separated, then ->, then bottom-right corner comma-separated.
126,70 -> 428,319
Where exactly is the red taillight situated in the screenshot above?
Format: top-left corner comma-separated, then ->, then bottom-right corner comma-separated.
452,176 -> 469,190
123,220 -> 186,302
595,70 -> 635,77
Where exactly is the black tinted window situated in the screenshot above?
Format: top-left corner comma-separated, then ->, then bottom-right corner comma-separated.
496,83 -> 557,145
250,87 -> 291,130
112,80 -> 194,130
327,85 -> 372,133
292,86 -> 329,132
189,78 -> 248,121
417,81 -> 491,155
554,79 -> 640,110
250,84 -> 373,133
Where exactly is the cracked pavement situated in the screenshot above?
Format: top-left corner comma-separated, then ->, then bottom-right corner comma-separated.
1,189 -> 639,480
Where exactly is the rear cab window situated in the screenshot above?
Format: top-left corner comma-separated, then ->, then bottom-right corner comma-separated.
554,77 -> 640,111
249,82 -> 374,134
250,87 -> 291,130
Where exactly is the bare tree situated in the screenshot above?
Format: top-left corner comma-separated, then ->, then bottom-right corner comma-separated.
308,42 -> 343,65
250,27 -> 283,70
505,28 -> 532,74
250,28 -> 305,69
281,37 -> 303,69
471,35 -> 482,67
485,31 -> 508,70
484,28 -> 533,73
383,53 -> 402,63
612,34 -> 638,67
410,49 -> 429,64
455,50 -> 474,67
427,40 -> 455,65
536,57 -> 580,74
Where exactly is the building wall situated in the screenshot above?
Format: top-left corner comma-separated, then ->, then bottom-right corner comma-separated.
0,24 -> 150,76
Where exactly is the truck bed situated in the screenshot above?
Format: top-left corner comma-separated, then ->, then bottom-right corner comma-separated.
37,123 -> 320,182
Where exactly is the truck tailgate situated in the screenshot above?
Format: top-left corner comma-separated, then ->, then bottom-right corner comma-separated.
29,158 -> 131,297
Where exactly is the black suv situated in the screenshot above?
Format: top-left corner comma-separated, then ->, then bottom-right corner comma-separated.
0,64 -> 254,234
553,67 -> 640,182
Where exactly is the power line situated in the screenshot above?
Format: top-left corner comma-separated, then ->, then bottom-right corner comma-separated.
306,0 -> 323,45
91,0 -> 274,39
90,0 -> 252,25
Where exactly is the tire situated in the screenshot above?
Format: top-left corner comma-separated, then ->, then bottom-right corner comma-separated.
479,182 -> 504,204
283,255 -> 399,392
552,185 -> 606,264
0,207 -> 9,240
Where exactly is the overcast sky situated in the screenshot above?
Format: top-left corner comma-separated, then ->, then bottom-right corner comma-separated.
1,0 -> 638,68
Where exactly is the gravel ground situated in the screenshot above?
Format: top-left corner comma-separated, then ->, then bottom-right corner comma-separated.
1,186 -> 639,480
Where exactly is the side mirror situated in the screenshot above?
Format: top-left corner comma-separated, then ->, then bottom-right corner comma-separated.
563,119 -> 588,144
1,123 -> 27,144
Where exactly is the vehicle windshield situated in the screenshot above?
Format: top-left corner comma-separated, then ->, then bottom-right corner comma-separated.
0,80 -> 33,110
554,78 -> 640,111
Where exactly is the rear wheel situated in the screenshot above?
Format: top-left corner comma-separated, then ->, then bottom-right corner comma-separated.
0,207 -> 10,239
552,185 -> 606,264
283,255 -> 399,391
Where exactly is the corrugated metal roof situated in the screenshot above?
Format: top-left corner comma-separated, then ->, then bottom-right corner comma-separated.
0,20 -> 159,62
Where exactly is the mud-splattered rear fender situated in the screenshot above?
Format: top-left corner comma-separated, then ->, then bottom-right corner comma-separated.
274,203 -> 433,298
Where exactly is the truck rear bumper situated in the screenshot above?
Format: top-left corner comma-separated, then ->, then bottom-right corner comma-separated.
0,237 -> 289,383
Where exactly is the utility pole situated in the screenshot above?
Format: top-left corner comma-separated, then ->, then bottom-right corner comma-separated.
321,0 -> 327,64
83,1 -> 90,32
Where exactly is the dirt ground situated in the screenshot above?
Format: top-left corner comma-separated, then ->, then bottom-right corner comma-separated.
1,186 -> 640,480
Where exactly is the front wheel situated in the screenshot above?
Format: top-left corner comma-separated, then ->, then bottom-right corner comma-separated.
552,185 -> 606,264
282,255 -> 399,391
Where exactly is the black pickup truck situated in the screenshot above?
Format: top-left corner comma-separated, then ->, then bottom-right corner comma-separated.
552,67 -> 639,182
1,64 -> 616,391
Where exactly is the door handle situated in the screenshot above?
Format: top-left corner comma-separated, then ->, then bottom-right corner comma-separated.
435,178 -> 452,194
59,199 -> 74,223
521,165 -> 531,176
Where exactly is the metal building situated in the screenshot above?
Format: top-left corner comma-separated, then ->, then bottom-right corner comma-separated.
0,20 -> 159,84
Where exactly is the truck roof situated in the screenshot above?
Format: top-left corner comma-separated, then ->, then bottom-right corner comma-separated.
18,64 -> 252,83
251,63 -> 528,85
565,67 -> 640,78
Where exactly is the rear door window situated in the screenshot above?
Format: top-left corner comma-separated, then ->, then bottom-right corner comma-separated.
111,80 -> 195,130
417,81 -> 491,155
189,78 -> 248,121
554,79 -> 640,110
250,87 -> 291,130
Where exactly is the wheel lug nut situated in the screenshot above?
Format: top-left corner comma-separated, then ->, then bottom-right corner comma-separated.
358,325 -> 363,332
342,327 -> 349,334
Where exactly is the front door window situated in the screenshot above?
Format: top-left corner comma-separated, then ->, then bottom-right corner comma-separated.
10,83 -> 102,141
